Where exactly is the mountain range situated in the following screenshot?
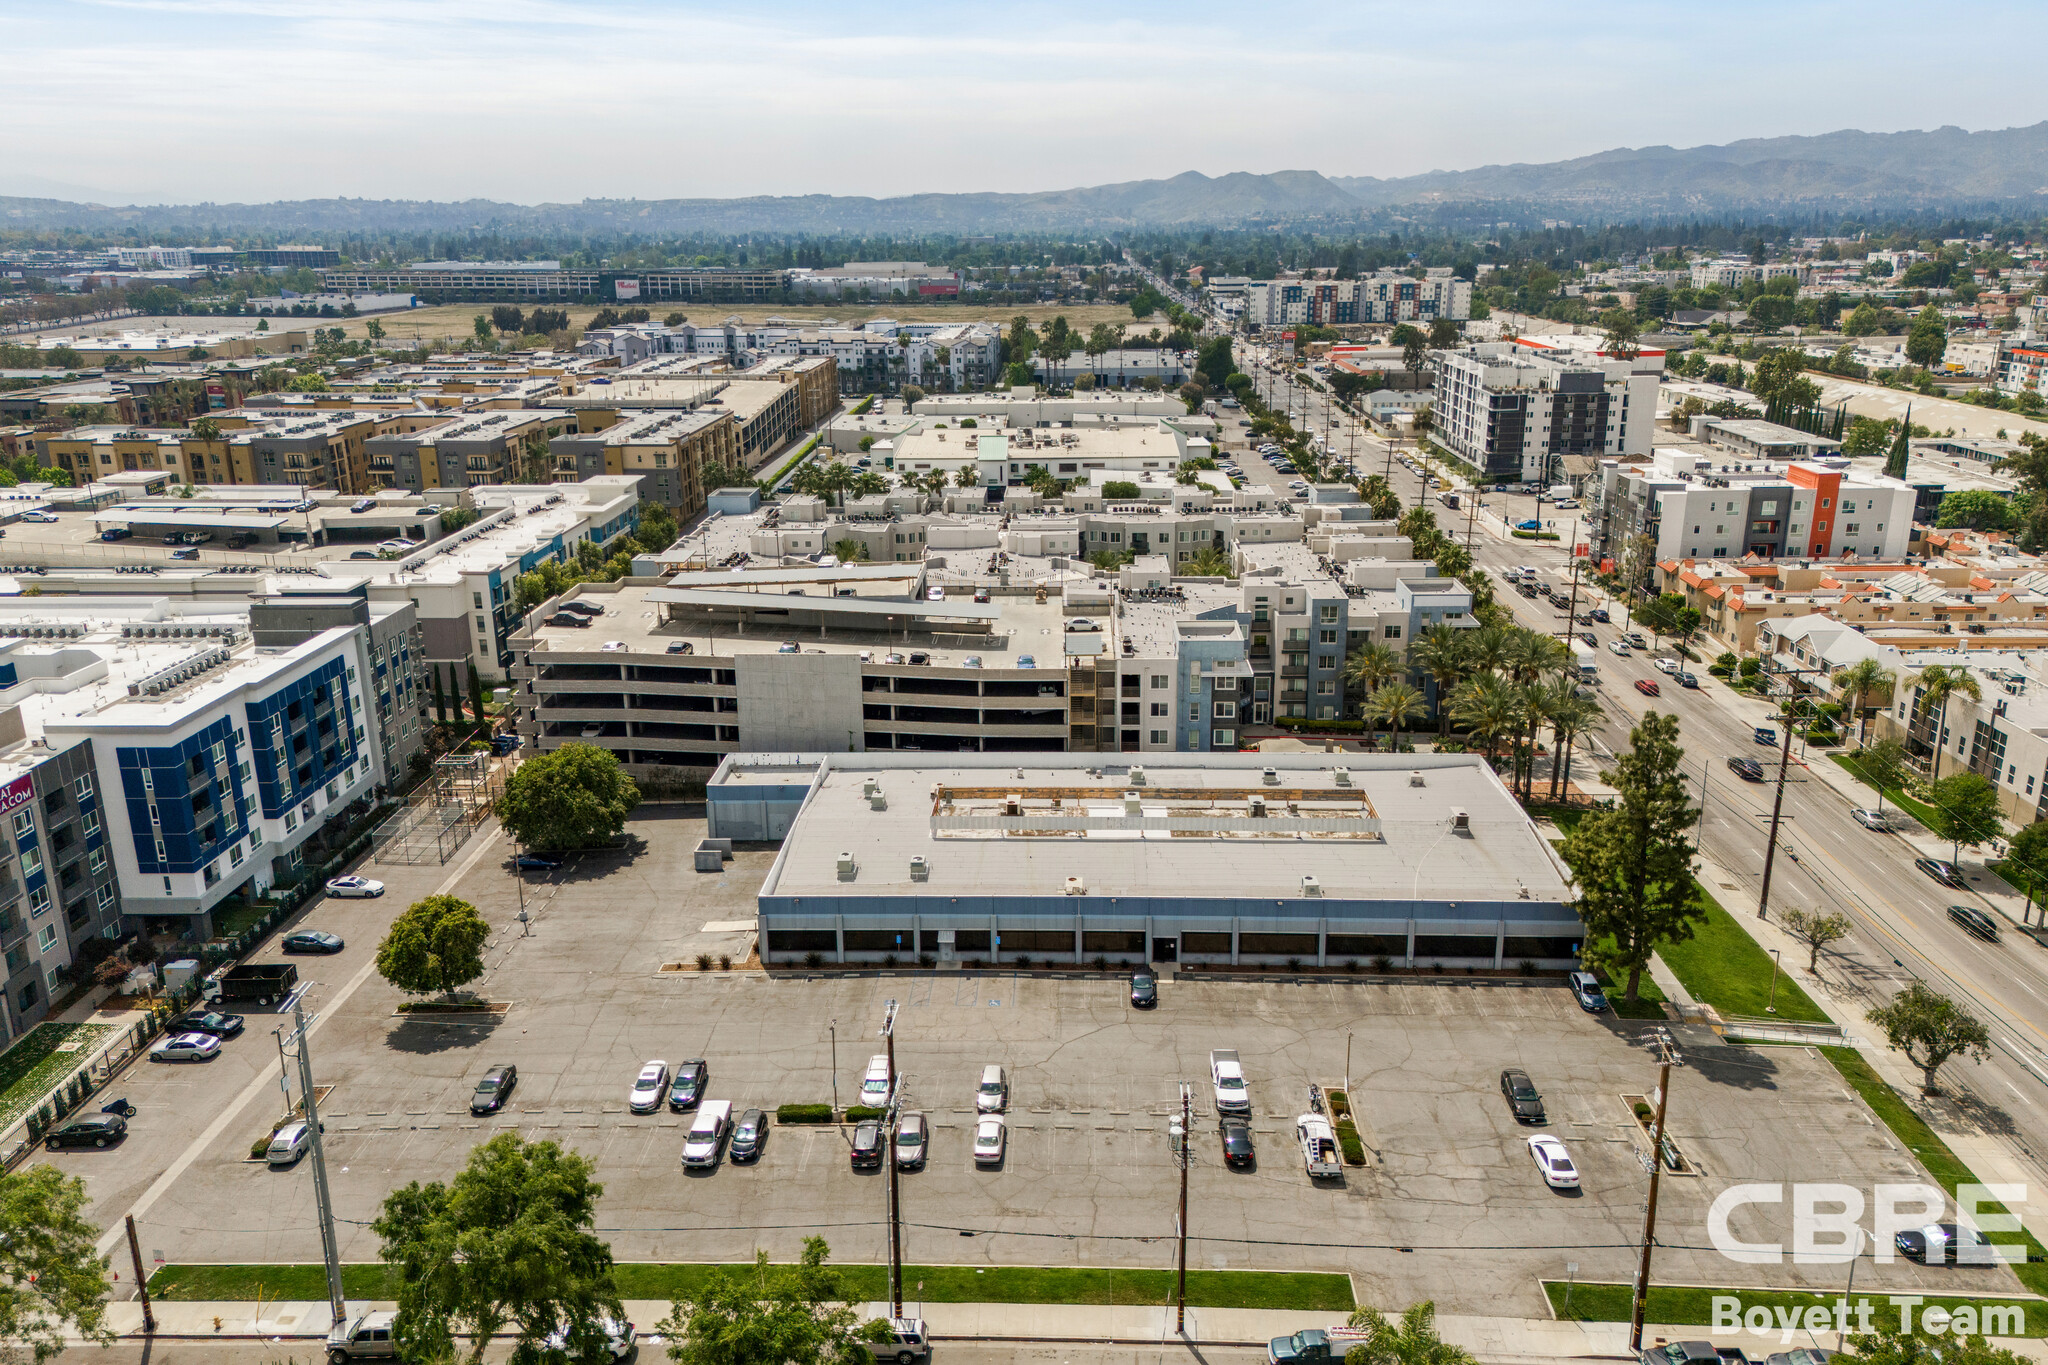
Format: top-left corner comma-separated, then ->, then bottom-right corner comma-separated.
4,122 -> 2045,237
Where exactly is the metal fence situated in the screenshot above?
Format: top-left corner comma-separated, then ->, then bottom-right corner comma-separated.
370,752 -> 500,866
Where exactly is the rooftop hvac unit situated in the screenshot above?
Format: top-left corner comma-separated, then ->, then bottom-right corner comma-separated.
1122,791 -> 1142,816
1248,795 -> 1267,818
1301,875 -> 1323,898
862,777 -> 879,798
1003,794 -> 1022,816
1409,771 -> 1426,787
909,855 -> 929,882
1332,766 -> 1352,787
1064,876 -> 1086,896
1129,764 -> 1146,785
869,790 -> 887,811
1261,766 -> 1278,785
836,852 -> 857,882
1451,807 -> 1470,832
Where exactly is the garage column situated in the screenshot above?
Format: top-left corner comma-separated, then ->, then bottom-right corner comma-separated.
1230,916 -> 1239,967
1317,916 -> 1327,968
835,915 -> 846,965
1404,918 -> 1416,968
1494,918 -> 1506,970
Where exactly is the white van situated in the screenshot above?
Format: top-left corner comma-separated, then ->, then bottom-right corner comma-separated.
860,1054 -> 892,1105
682,1100 -> 732,1167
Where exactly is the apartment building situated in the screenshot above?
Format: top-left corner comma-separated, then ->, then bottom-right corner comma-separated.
1689,259 -> 1802,290
1997,336 -> 2048,397
556,367 -> 832,472
1593,447 -> 1918,565
549,409 -> 737,520
364,408 -> 571,491
1242,271 -> 1472,328
1434,339 -> 1660,484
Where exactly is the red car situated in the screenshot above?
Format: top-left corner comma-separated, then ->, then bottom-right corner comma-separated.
1635,678 -> 1660,696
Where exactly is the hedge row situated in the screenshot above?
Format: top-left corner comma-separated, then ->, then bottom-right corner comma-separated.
775,1104 -> 833,1124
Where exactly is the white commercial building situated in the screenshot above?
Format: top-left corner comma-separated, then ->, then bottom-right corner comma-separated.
1432,338 -> 1661,484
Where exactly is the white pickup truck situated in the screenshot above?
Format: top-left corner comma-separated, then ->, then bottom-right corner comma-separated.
1210,1049 -> 1250,1115
1297,1113 -> 1341,1179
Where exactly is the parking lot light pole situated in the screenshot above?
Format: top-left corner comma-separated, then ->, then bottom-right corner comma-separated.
1175,1081 -> 1192,1335
881,1000 -> 902,1317
829,1020 -> 839,1116
289,992 -> 346,1328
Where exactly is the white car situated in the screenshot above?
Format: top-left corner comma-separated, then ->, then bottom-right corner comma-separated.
1606,640 -> 1631,656
629,1060 -> 669,1114
267,1119 -> 315,1166
1851,808 -> 1892,831
1652,657 -> 1680,675
542,1317 -> 637,1361
1527,1134 -> 1579,1189
324,875 -> 385,898
973,1115 -> 1007,1165
151,1032 -> 221,1063
19,510 -> 57,524
926,587 -> 945,601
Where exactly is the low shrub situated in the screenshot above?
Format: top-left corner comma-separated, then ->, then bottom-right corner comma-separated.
776,1104 -> 833,1124
1334,1115 -> 1366,1164
718,954 -> 732,971
1371,955 -> 1393,973
918,953 -> 936,968
1325,1089 -> 1351,1118
882,954 -> 898,968
1517,959 -> 1537,976
1286,957 -> 1303,971
843,1105 -> 885,1122
695,953 -> 713,971
1343,959 -> 1360,974
803,951 -> 823,969
1092,955 -> 1109,971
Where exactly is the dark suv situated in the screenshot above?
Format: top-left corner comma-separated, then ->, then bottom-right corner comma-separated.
850,1120 -> 885,1169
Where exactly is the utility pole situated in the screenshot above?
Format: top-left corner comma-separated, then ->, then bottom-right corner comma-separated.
1174,1081 -> 1192,1334
881,999 -> 903,1318
1757,704 -> 1796,921
125,1214 -> 154,1335
1629,1057 -> 1674,1354
288,992 -> 346,1328
1560,522 -> 1584,644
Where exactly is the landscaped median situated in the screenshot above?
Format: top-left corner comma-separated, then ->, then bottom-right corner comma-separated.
149,1262 -> 1354,1310
1542,1281 -> 2048,1335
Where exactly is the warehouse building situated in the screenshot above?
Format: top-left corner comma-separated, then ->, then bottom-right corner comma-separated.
709,751 -> 1581,970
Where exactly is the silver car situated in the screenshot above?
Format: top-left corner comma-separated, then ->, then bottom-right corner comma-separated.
1850,808 -> 1891,831
629,1060 -> 669,1114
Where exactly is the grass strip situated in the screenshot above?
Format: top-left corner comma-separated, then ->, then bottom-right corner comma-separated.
1823,1046 -> 2048,1295
1543,1281 -> 2048,1334
151,1263 -> 1352,1311
0,1022 -> 111,1128
1657,883 -> 1830,1024
1830,753 -> 1942,830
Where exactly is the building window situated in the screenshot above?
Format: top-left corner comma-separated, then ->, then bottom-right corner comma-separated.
1149,730 -> 1169,745
1149,675 -> 1168,689
1150,702 -> 1168,717
36,923 -> 55,954
11,810 -> 31,840
1316,680 -> 1336,695
88,848 -> 104,874
1213,701 -> 1235,718
74,775 -> 92,800
19,848 -> 40,879
1319,630 -> 1337,645
1384,625 -> 1403,639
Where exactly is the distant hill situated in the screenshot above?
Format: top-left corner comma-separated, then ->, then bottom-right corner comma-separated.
5,123 -> 2046,235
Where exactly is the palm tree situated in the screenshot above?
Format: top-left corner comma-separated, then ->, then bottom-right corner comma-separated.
1540,680 -> 1604,802
1408,625 -> 1469,737
1909,664 -> 1982,780
1343,641 -> 1405,745
1345,1301 -> 1477,1365
1368,681 -> 1428,753
1464,624 -> 1514,677
1503,631 -> 1569,798
1451,672 -> 1522,772
1832,658 -> 1896,750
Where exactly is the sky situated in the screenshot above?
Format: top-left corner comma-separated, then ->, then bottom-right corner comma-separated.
7,0 -> 2047,206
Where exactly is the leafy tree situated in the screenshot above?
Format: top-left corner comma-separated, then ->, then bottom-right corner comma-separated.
1905,304 -> 1949,369
657,1237 -> 887,1365
1841,301 -> 1884,336
491,305 -> 526,334
1923,770 -> 2003,866
375,1133 -> 622,1365
1634,593 -> 1700,649
365,318 -> 386,343
2003,819 -> 2048,919
1341,1300 -> 1476,1365
831,538 -> 870,564
1101,480 -> 1140,499
0,1165 -> 114,1364
1868,981 -> 1992,1096
288,372 -> 326,392
699,460 -> 756,493
1747,349 -> 1807,406
900,384 -> 925,406
1426,316 -> 1461,352
1195,334 -> 1234,389
1561,712 -> 1702,1002
1841,416 -> 1892,456
376,894 -> 490,1000
473,314 -> 493,344
498,743 -> 640,851
1780,906 -> 1852,974
1598,309 -> 1640,360
1128,286 -> 1166,319
1933,489 -> 2016,531
1844,1323 -> 2032,1365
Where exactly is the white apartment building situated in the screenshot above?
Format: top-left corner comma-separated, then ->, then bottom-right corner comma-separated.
1432,339 -> 1661,484
1593,447 -> 1918,564
1689,259 -> 1802,290
1242,271 -> 1472,328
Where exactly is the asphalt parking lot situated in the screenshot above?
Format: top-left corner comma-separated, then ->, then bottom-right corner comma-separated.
41,807 -> 2016,1319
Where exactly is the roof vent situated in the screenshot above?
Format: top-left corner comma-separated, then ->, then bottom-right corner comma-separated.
1409,771 -> 1426,787
836,852 -> 857,882
1123,790 -> 1142,816
869,789 -> 887,811
1261,766 -> 1279,785
1129,764 -> 1146,785
1332,766 -> 1352,787
1451,807 -> 1470,832
1248,794 -> 1267,818
1003,794 -> 1022,816
862,777 -> 879,798
909,855 -> 929,882
1064,876 -> 1087,896
1301,874 -> 1323,898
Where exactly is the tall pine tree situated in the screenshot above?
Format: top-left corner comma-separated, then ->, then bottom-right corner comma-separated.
1883,404 -> 1912,479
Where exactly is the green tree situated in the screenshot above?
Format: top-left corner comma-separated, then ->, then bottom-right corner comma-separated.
1366,681 -> 1427,753
1196,334 -> 1234,389
1426,316 -> 1461,353
1831,658 -> 1895,747
1100,480 -> 1141,500
287,372 -> 326,392
1183,547 -> 1233,578
1841,416 -> 1892,456
657,1237 -> 887,1365
1905,304 -> 1949,369
1844,1323 -> 2032,1365
634,500 -> 678,553
1748,349 -> 1807,406
375,894 -> 490,1000
498,743 -> 641,851
1868,981 -> 1992,1096
1924,770 -> 2003,866
1933,489 -> 2017,531
1341,1300 -> 1477,1365
1841,301 -> 1884,337
473,314 -> 493,345
375,1133 -> 621,1365
699,460 -> 757,492
0,1165 -> 114,1364
1598,309 -> 1640,361
365,318 -> 385,343
1634,594 -> 1700,649
1561,712 -> 1702,1002
2004,818 -> 2048,920
1909,664 -> 1982,781
831,538 -> 870,564
1407,625 -> 1468,737
1780,906 -> 1852,974
189,415 -> 221,442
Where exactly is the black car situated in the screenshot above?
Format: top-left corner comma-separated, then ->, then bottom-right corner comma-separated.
1895,1221 -> 1994,1265
668,1059 -> 708,1111
730,1107 -> 768,1163
1220,1116 -> 1256,1169
470,1063 -> 518,1115
850,1119 -> 884,1169
556,601 -> 604,618
1589,608 -> 1610,623
1130,971 -> 1157,1008
1726,756 -> 1765,782
1677,671 -> 1700,689
1579,631 -> 1597,647
282,931 -> 345,954
1948,904 -> 2000,941
1917,858 -> 1968,889
1500,1068 -> 1545,1123
515,853 -> 562,871
545,612 -> 592,628
46,1114 -> 126,1149
168,1009 -> 245,1038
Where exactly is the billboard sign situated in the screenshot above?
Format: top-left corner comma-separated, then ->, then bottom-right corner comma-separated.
0,774 -> 34,817
613,278 -> 641,301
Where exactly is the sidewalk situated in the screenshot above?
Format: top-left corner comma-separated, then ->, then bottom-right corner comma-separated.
84,1297 -> 2048,1361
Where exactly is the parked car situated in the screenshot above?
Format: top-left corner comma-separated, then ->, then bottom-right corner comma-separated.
1677,671 -> 1700,689
151,1032 -> 221,1063
1129,971 -> 1158,1008
167,1009 -> 244,1038
20,510 -> 58,524
1653,657 -> 1680,675
973,1115 -> 1007,1165
665,641 -> 693,654
1528,1134 -> 1580,1189
682,1101 -> 733,1168
972,588 -> 991,603
327,1310 -> 399,1362
895,1112 -> 929,1169
1896,1222 -> 1995,1265
1589,608 -> 1610,623
729,1107 -> 768,1163
1220,1116 -> 1256,1169
99,527 -> 132,542
46,1114 -> 127,1149
516,853 -> 561,871
325,875 -> 385,898
668,1058 -> 708,1111
630,1060 -> 670,1114
861,1053 -> 893,1105
1948,904 -> 2000,941
266,1119 -> 317,1166
170,548 -> 199,560
850,1119 -> 885,1169
282,930 -> 345,953
545,612 -> 592,628
350,499 -> 375,513
470,1063 -> 518,1114
1500,1069 -> 1545,1123
1849,808 -> 1891,831
1626,633 -> 1648,649
1567,971 -> 1608,1012
976,1064 -> 1007,1112
1916,858 -> 1967,889
1726,756 -> 1766,782
1635,679 -> 1660,697
556,600 -> 604,617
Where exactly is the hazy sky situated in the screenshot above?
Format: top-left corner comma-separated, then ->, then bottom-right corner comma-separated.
8,0 -> 2045,205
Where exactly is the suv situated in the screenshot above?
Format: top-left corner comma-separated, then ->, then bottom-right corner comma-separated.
850,1119 -> 885,1169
